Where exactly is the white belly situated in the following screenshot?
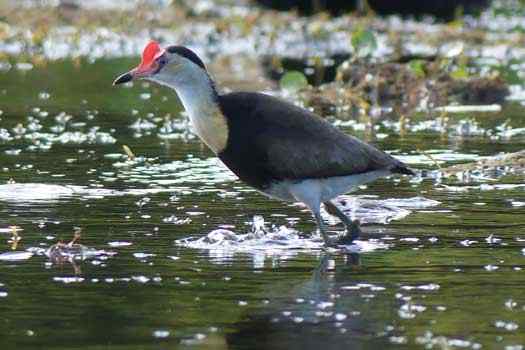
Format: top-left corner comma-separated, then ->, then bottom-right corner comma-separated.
262,170 -> 390,209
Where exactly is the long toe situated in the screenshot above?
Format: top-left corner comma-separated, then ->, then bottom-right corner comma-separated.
335,233 -> 355,245
325,237 -> 339,248
335,220 -> 361,245
319,231 -> 340,248
348,220 -> 362,241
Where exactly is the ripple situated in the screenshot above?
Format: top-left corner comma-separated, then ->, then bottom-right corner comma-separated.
0,182 -> 219,203
326,195 -> 440,224
111,156 -> 236,187
0,251 -> 33,261
0,183 -> 117,203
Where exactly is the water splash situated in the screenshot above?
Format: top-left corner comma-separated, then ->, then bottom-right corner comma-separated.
177,220 -> 386,267
176,216 -> 324,253
176,196 -> 439,261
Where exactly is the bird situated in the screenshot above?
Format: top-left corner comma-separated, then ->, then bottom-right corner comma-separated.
113,40 -> 414,247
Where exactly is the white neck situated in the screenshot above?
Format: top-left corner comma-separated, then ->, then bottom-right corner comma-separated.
150,62 -> 228,153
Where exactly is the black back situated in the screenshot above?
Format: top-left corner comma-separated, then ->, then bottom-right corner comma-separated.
166,46 -> 207,70
217,92 -> 412,190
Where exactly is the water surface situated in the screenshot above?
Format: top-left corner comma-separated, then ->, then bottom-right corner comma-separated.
1,58 -> 525,350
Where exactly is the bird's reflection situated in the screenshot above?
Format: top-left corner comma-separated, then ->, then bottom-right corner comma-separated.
226,252 -> 391,350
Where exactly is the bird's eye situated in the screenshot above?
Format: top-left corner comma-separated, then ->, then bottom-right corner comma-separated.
156,55 -> 168,66
151,55 -> 168,75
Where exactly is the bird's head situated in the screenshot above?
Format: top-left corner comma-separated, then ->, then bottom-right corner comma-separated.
113,41 -> 208,88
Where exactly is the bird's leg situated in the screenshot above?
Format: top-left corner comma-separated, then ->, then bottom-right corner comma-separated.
289,184 -> 335,247
323,201 -> 361,244
313,209 -> 336,247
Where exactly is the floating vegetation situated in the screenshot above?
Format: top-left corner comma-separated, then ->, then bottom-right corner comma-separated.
441,150 -> 525,177
7,225 -> 21,250
304,61 -> 510,118
46,229 -> 87,264
122,144 -> 136,161
26,229 -> 116,271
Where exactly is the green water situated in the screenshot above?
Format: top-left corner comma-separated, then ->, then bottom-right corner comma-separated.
1,59 -> 525,350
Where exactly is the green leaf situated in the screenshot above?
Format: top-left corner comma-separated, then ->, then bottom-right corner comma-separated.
450,67 -> 469,79
408,59 -> 426,78
450,66 -> 469,79
351,28 -> 377,58
279,71 -> 308,92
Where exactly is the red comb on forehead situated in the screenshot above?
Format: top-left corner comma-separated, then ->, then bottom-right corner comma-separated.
139,40 -> 161,68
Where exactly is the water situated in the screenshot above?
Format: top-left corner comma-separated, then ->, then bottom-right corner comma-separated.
1,55 -> 525,350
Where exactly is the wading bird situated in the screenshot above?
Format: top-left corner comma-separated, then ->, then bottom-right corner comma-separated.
113,41 -> 414,246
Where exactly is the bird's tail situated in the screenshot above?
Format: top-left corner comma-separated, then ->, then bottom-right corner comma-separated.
391,163 -> 415,176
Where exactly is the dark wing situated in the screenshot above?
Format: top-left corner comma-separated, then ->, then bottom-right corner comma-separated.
219,92 -> 411,185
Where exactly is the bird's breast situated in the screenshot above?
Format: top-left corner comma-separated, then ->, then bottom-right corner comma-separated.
188,105 -> 229,154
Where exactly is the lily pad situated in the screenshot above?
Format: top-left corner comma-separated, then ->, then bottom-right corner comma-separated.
279,71 -> 308,92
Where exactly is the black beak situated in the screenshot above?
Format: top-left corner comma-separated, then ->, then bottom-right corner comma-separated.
113,72 -> 133,85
